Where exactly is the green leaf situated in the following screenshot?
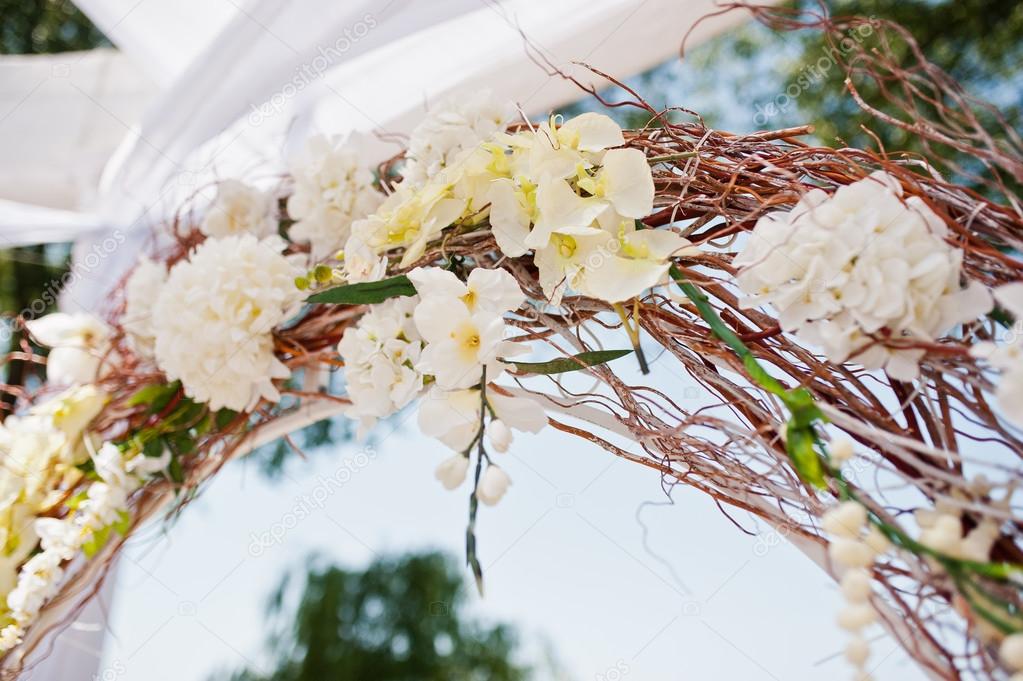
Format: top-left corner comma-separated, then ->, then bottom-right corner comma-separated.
307,275 -> 416,305
786,423 -> 826,489
215,409 -> 238,430
506,349 -> 633,375
168,456 -> 184,485
82,525 -> 112,558
126,381 -> 180,413
113,509 -> 132,536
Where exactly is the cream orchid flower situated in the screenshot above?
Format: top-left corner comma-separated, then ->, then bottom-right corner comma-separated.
417,386 -> 547,451
525,113 -> 624,181
576,148 -> 655,219
33,385 -> 107,442
526,179 -> 605,250
579,223 -> 698,303
413,301 -> 507,389
487,177 -> 535,257
407,266 -> 524,315
25,313 -> 112,386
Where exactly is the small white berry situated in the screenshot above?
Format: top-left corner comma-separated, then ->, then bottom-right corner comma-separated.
840,569 -> 873,602
837,603 -> 877,631
845,636 -> 870,666
829,538 -> 875,569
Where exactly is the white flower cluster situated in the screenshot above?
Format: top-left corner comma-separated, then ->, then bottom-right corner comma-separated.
0,440 -> 163,652
0,386 -> 107,597
25,313 -> 112,385
339,296 -> 425,436
152,234 -> 302,412
287,135 -> 384,260
122,256 -> 167,360
972,283 -> 1023,427
401,90 -> 514,188
735,171 -> 992,380
200,179 -> 278,240
337,267 -> 546,505
346,111 -> 692,304
822,500 -> 891,678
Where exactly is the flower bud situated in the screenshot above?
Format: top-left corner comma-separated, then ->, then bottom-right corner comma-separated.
476,465 -> 511,506
487,419 -> 513,453
434,454 -> 469,491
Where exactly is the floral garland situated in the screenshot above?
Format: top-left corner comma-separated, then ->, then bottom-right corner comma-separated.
0,66 -> 1021,681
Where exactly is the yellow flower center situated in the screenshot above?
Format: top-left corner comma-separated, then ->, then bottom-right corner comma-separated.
555,234 -> 578,259
461,290 -> 477,311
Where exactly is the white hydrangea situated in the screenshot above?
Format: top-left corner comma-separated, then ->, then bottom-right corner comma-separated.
123,256 -> 167,359
200,179 -> 278,239
972,283 -> 1023,426
735,171 -> 992,380
152,234 -> 301,412
287,135 -> 384,260
401,89 -> 514,188
338,296 -> 425,435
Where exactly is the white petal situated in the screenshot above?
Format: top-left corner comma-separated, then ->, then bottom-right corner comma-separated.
994,282 -> 1023,320
580,256 -> 669,303
600,148 -> 654,218
467,268 -> 525,313
487,179 -> 531,257
559,112 -> 624,151
413,297 -> 470,343
489,392 -> 547,433
527,180 -> 606,249
408,267 -> 466,299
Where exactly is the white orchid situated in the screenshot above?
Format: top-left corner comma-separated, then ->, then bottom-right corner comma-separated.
410,266 -> 527,389
407,267 -> 524,316
526,178 -> 606,249
417,386 -> 546,452
200,179 -> 278,239
576,148 -> 655,219
414,301 -> 507,389
25,313 -> 111,386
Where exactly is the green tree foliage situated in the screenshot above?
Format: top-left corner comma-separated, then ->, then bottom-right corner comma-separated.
0,0 -> 107,54
219,552 -> 531,681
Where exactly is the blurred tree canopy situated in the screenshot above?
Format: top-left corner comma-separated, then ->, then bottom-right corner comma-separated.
0,0 -> 107,55
218,552 -> 531,681
594,0 -> 1021,194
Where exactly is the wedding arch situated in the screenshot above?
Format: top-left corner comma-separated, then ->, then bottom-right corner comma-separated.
2,4 -> 1023,680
